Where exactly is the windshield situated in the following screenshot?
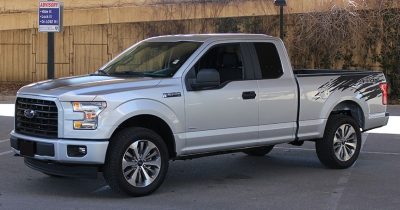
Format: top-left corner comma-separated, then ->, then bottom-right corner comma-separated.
99,41 -> 202,77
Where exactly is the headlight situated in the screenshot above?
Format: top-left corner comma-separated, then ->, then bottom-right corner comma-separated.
72,102 -> 106,130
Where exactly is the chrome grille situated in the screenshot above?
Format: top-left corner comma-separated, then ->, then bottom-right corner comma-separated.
15,97 -> 58,138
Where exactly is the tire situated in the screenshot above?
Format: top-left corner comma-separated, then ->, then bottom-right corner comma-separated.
104,127 -> 169,196
316,114 -> 361,169
243,145 -> 274,156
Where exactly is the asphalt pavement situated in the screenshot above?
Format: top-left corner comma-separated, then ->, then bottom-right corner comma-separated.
0,103 -> 399,210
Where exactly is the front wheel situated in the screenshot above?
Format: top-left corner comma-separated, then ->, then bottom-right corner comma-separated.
104,127 -> 169,196
316,115 -> 362,169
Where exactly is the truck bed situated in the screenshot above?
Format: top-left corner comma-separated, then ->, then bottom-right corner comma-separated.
293,69 -> 387,140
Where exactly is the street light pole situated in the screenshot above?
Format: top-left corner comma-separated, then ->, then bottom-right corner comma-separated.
274,0 -> 287,40
48,31 -> 55,80
47,0 -> 55,80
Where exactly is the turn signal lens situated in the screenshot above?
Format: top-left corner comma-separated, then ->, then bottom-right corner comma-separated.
73,121 -> 83,129
72,102 -> 81,111
73,120 -> 97,129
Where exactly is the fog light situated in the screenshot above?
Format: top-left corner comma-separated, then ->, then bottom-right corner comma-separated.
67,145 -> 87,157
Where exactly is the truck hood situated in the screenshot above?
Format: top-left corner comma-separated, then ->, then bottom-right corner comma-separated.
18,75 -> 161,101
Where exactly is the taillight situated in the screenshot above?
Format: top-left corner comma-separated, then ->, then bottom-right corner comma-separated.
379,83 -> 388,105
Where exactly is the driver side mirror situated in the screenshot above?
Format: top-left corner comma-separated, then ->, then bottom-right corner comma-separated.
190,68 -> 220,90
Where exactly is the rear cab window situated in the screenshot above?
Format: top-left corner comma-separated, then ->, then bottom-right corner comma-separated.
253,42 -> 283,79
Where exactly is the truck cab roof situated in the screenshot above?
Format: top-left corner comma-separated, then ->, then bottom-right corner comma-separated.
145,33 -> 277,42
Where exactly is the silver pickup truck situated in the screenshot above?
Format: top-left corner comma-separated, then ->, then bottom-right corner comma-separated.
10,34 -> 389,196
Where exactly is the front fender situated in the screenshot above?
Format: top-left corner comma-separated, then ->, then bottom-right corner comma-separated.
103,99 -> 183,139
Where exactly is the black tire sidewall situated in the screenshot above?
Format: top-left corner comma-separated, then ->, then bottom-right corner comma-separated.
317,115 -> 362,169
104,127 -> 169,196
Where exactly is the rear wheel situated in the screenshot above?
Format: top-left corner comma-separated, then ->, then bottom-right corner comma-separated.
243,145 -> 274,156
104,127 -> 169,196
316,115 -> 361,169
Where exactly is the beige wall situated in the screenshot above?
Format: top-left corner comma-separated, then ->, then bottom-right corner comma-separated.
1,0 -> 397,30
0,0 -> 398,82
0,25 -> 112,81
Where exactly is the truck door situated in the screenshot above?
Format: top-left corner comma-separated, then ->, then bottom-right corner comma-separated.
182,42 -> 259,154
251,42 -> 298,143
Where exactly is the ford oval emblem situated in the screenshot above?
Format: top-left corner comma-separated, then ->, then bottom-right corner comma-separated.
24,109 -> 36,119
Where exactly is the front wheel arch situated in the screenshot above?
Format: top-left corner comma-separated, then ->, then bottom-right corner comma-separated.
109,114 -> 176,159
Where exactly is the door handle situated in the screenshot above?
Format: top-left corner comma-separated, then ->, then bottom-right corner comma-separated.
242,91 -> 256,100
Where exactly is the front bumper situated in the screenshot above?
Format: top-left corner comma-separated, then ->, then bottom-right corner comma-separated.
10,131 -> 109,164
24,158 -> 99,178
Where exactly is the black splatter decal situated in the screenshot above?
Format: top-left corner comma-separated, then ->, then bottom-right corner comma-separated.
314,73 -> 385,101
359,84 -> 382,101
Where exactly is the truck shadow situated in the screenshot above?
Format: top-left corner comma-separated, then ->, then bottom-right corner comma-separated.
162,151 -> 324,190
17,150 -> 328,199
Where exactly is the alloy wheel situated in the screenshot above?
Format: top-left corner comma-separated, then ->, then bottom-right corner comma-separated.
333,124 -> 357,161
121,140 -> 162,187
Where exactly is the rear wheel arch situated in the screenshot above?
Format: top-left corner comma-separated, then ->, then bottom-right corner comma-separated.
330,100 -> 365,130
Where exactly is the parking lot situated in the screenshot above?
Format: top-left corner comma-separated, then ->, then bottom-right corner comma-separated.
0,102 -> 399,210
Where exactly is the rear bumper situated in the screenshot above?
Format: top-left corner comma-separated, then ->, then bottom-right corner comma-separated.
363,112 -> 389,131
10,131 -> 109,164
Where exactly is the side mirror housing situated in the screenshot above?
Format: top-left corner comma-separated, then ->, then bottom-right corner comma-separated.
191,68 -> 220,90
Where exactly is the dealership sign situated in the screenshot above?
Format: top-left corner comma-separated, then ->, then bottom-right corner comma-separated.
38,1 -> 63,32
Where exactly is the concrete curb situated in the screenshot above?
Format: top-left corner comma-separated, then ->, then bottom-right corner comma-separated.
0,95 -> 16,103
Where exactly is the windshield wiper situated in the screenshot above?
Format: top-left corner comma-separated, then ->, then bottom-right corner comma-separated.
109,71 -> 169,78
111,71 -> 147,77
142,73 -> 169,78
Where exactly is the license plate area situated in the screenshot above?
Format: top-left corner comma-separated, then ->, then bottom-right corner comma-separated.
19,140 -> 36,157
